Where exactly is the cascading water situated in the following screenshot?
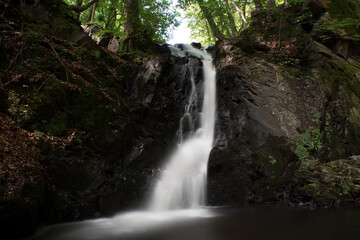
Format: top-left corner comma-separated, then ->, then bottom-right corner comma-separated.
149,45 -> 216,211
29,44 -> 217,240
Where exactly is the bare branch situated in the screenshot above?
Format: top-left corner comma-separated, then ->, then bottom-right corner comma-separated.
230,0 -> 248,28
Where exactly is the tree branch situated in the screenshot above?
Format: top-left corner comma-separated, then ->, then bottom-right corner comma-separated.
230,0 -> 248,28
197,0 -> 225,40
70,0 -> 99,13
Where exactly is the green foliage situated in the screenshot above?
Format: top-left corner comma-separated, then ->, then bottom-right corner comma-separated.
299,160 -> 311,170
183,3 -> 217,45
295,142 -> 310,159
293,158 -> 360,205
287,0 -> 306,5
295,128 -> 323,159
178,0 -> 256,44
64,0 -> 179,42
316,0 -> 360,40
269,155 -> 277,165
295,111 -> 349,161
296,128 -> 323,159
328,0 -> 360,20
140,0 -> 180,42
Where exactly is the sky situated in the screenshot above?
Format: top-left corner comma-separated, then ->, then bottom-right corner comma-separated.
167,18 -> 192,44
167,1 -> 192,44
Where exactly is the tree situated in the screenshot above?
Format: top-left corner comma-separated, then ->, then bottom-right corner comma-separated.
64,0 -> 179,50
86,1 -> 98,22
230,0 -> 247,28
122,0 -> 146,51
224,0 -> 238,36
196,0 -> 225,40
179,0 -> 255,44
68,0 -> 99,19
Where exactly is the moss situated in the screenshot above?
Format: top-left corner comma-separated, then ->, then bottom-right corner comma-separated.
335,60 -> 360,98
291,157 -> 360,206
313,0 -> 360,40
44,111 -> 68,136
317,56 -> 360,91
315,59 -> 360,158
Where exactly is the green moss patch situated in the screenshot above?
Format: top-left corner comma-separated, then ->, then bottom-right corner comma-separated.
291,157 -> 360,207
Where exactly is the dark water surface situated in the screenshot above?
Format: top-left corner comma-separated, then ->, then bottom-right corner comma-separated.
29,206 -> 360,240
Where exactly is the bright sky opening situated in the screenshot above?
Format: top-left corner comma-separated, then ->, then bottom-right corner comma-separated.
168,18 -> 192,44
167,1 -> 192,44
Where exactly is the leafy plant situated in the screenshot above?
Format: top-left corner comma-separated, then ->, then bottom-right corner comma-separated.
269,155 -> 277,165
295,128 -> 323,159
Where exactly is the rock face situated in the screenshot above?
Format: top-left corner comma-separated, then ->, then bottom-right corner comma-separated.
207,3 -> 360,206
128,55 -> 204,169
208,39 -> 324,205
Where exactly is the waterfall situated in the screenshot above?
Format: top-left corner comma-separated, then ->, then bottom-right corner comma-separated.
148,45 -> 216,211
29,44 -> 217,240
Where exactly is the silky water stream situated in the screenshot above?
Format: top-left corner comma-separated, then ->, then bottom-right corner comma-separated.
28,45 -> 360,240
29,45 -> 218,240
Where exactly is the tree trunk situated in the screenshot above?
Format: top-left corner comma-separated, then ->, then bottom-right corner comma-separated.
216,0 -> 231,37
224,0 -> 238,37
267,0 -> 276,8
105,9 -> 117,30
122,0 -> 153,52
86,2 -> 97,22
70,0 -> 99,13
196,0 -> 225,40
242,0 -> 247,20
230,0 -> 248,28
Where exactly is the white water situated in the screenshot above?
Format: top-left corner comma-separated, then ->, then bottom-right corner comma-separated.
148,45 -> 216,211
30,45 -> 217,239
31,209 -> 216,240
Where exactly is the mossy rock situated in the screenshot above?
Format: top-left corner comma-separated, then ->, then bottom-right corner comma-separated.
291,157 -> 360,207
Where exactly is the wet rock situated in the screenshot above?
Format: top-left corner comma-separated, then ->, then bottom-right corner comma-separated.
128,53 -> 204,169
155,42 -> 171,54
191,42 -> 202,49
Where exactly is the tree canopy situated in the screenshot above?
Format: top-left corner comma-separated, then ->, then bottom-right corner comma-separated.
64,0 -> 360,46
64,0 -> 180,45
177,0 -> 290,45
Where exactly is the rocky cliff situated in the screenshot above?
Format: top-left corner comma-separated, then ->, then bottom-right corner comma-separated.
208,0 -> 360,207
